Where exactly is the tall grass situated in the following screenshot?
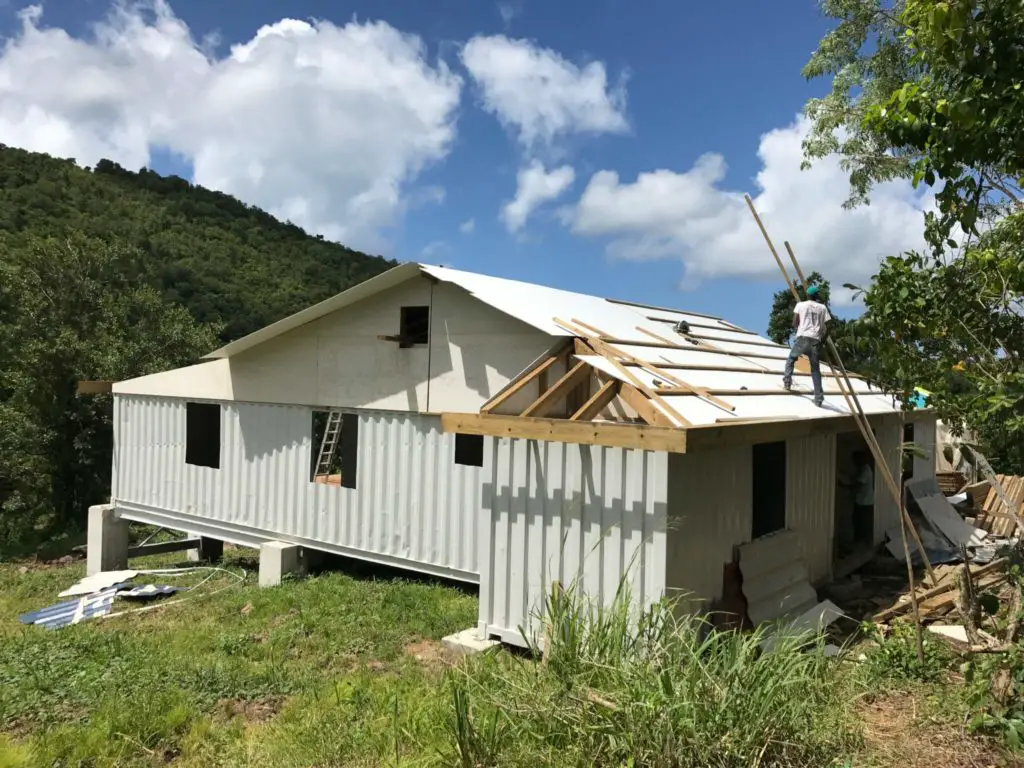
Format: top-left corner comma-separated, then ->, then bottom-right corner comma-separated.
444,581 -> 858,768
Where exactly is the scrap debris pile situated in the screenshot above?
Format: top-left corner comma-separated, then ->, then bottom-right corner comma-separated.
828,471 -> 1024,650
18,567 -> 244,630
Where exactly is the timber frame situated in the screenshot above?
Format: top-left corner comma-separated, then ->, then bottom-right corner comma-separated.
441,315 -> 903,453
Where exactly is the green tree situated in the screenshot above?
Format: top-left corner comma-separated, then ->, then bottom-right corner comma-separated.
804,0 -> 1024,469
0,235 -> 220,554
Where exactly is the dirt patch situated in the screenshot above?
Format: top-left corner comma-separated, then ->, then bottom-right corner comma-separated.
405,639 -> 457,670
857,693 -> 1011,767
215,696 -> 284,725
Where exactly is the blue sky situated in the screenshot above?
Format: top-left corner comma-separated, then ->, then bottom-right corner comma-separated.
0,0 -> 933,333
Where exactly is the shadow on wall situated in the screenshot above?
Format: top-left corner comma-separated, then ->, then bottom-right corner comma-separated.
480,441 -> 667,643
236,403 -> 309,462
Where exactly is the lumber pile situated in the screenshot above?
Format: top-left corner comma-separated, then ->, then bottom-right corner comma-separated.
873,558 -> 1006,623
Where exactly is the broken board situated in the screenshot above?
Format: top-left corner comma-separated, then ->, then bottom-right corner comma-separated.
906,477 -> 987,548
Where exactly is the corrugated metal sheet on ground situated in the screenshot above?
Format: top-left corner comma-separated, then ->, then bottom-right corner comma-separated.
19,588 -> 118,629
907,476 -> 987,548
113,397 -> 483,581
738,531 -> 819,625
478,438 -> 667,648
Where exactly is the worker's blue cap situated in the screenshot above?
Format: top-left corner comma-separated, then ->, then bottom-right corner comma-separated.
806,285 -> 820,297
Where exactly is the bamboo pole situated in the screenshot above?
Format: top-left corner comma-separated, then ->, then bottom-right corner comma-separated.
743,195 -> 929,660
781,240 -> 937,588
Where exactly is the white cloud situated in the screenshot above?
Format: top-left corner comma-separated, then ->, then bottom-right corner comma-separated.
501,161 -> 575,232
0,2 -> 462,251
461,34 -> 627,150
569,117 -> 933,303
420,240 -> 451,261
459,218 -> 475,233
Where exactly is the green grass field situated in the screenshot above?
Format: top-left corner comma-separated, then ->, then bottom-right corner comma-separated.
0,547 -> 1012,767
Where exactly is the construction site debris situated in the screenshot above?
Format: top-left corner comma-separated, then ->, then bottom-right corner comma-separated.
906,476 -> 988,548
976,474 -> 1024,536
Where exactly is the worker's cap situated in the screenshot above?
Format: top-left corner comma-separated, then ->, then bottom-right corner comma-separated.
806,285 -> 820,297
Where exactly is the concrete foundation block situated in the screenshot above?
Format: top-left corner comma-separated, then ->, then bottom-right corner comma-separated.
86,504 -> 129,577
259,541 -> 302,587
442,628 -> 500,655
187,536 -> 224,563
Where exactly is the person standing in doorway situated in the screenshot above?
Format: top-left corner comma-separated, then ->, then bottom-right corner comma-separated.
783,285 -> 831,407
851,450 -> 875,546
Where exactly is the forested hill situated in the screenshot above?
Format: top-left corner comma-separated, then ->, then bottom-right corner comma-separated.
0,145 -> 397,342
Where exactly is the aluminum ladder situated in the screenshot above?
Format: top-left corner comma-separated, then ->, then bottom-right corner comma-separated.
314,410 -> 343,478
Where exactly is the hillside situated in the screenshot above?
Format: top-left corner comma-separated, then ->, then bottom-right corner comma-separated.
0,145 -> 397,342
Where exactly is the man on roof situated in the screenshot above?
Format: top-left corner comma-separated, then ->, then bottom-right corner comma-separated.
783,284 -> 831,407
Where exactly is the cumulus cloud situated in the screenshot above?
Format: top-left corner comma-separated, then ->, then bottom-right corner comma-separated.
0,2 -> 462,250
569,117 -> 933,302
459,218 -> 475,233
461,34 -> 627,150
501,161 -> 575,232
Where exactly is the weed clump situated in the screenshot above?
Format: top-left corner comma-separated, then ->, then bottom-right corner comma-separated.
444,583 -> 858,768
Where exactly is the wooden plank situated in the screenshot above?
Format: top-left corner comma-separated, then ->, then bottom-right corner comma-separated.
658,388 -> 860,397
615,359 -> 863,380
618,383 -> 675,428
522,360 -> 591,418
481,352 -> 563,414
575,320 -> 735,413
554,318 -> 690,427
440,412 -> 688,453
598,337 -> 791,362
571,379 -> 620,421
77,380 -> 114,395
644,315 -> 759,336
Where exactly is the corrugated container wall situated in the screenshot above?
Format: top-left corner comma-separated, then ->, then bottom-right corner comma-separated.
665,447 -> 752,612
478,438 -> 668,648
786,434 -> 837,584
112,395 -> 483,582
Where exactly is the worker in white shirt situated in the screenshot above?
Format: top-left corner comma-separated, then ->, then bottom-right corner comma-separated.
782,285 -> 831,407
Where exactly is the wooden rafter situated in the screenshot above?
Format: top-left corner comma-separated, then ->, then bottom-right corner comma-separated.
569,318 -> 736,414
554,318 -> 690,427
522,360 -> 591,418
644,315 -> 758,336
618,382 -> 676,427
481,341 -> 569,413
571,379 -> 620,421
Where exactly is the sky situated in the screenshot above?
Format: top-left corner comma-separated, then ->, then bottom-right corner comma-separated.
0,0 -> 934,334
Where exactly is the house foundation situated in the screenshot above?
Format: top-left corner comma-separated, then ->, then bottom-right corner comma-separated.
86,504 -> 129,576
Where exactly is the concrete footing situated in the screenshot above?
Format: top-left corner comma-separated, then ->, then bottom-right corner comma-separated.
442,628 -> 500,655
259,541 -> 302,587
187,536 -> 224,563
86,504 -> 129,577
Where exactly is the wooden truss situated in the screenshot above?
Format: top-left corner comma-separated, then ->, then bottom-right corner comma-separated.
444,312 -> 881,453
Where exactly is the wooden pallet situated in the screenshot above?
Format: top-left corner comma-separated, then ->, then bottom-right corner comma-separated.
976,475 -> 1024,536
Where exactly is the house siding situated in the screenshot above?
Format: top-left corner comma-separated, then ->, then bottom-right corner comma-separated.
112,395 -> 483,582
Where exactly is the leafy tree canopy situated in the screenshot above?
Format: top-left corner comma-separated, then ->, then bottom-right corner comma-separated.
0,146 -> 396,342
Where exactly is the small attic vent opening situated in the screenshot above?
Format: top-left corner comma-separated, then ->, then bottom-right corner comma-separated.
400,306 -> 430,347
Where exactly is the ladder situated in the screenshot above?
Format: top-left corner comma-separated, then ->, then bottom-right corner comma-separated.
314,410 -> 343,478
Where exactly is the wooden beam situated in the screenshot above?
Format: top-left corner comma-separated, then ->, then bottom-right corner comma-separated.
483,355 -> 561,413
77,380 -> 114,395
554,318 -> 690,427
522,360 -> 591,418
440,412 -> 687,453
617,383 -> 675,427
614,360 -> 863,379
572,319 -> 734,414
480,339 -> 571,413
571,379 -> 620,421
644,315 -> 759,336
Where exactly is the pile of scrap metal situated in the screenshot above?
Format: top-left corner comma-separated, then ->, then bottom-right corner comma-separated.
17,567 -> 240,630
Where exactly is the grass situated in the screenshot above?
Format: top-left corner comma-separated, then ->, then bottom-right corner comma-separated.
0,546 -> 1016,767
